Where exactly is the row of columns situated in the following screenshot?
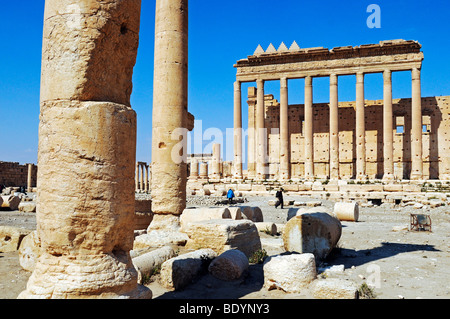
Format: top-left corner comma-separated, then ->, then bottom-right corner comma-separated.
135,162 -> 150,193
233,68 -> 424,181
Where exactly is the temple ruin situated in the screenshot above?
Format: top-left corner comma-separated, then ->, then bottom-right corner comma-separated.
232,40 -> 449,182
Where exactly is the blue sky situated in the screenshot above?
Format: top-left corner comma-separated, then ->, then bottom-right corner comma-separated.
0,0 -> 449,165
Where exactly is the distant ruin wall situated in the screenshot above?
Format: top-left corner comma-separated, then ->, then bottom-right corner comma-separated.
0,162 -> 37,188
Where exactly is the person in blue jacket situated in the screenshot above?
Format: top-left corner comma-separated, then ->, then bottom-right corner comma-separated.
227,189 -> 235,204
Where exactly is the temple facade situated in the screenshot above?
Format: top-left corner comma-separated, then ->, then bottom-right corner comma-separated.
232,40 -> 450,181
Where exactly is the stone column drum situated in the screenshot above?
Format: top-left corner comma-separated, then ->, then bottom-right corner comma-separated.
151,0 -> 188,230
19,0 -> 151,299
355,72 -> 366,180
383,70 -> 394,180
329,74 -> 339,180
256,79 -> 266,180
233,81 -> 243,179
304,76 -> 314,180
279,77 -> 290,181
411,68 -> 423,180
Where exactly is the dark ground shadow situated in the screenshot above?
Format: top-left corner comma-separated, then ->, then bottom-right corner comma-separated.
325,242 -> 441,269
154,263 -> 265,299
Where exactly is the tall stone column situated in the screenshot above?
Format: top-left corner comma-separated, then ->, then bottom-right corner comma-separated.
211,143 -> 221,179
26,164 -> 33,193
304,76 -> 314,180
329,74 -> 339,180
139,163 -> 144,191
279,77 -> 290,181
233,81 -> 243,179
355,72 -> 367,180
247,92 -> 257,179
383,70 -> 394,181
135,162 -> 140,192
256,79 -> 267,180
144,164 -> 149,193
151,0 -> 188,234
189,158 -> 199,180
411,68 -> 423,180
19,0 -> 150,299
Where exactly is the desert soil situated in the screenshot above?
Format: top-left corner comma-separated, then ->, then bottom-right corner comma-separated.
1,194 -> 449,299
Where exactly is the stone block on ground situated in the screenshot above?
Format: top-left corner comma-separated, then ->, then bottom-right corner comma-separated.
240,206 -> 263,222
334,202 -> 359,222
255,222 -> 277,235
160,249 -> 217,290
263,253 -> 316,293
18,202 -> 36,213
1,195 -> 21,211
18,230 -> 41,272
180,207 -> 231,231
185,219 -> 261,258
208,249 -> 249,281
282,211 -> 342,260
132,246 -> 176,284
0,226 -> 32,253
311,278 -> 359,299
227,207 -> 243,220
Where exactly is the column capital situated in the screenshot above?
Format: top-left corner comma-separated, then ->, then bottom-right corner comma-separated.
256,78 -> 265,86
383,69 -> 392,81
305,75 -> 313,86
412,67 -> 421,80
330,73 -> 338,85
280,77 -> 288,88
234,81 -> 241,91
356,72 -> 365,83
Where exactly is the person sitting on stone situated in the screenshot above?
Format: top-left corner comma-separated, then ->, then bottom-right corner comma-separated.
227,189 -> 235,204
275,188 -> 284,209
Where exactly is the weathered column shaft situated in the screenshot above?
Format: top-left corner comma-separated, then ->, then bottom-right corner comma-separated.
247,97 -> 257,179
383,70 -> 394,180
279,77 -> 290,181
211,143 -> 221,178
304,76 -> 314,180
329,74 -> 339,180
27,164 -> 33,193
189,159 -> 199,179
233,81 -> 243,179
256,79 -> 266,180
411,68 -> 423,180
355,72 -> 366,180
151,0 -> 188,217
135,162 -> 140,191
19,0 -> 150,299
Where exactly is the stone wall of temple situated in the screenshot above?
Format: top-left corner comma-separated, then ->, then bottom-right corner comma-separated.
248,94 -> 449,180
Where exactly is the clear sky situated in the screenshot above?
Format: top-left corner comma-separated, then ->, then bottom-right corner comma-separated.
0,0 -> 449,165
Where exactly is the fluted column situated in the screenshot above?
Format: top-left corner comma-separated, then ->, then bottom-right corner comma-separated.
304,76 -> 314,180
329,74 -> 339,180
355,72 -> 367,180
411,68 -> 423,180
383,70 -> 394,180
233,81 -> 243,179
256,79 -> 267,180
279,77 -> 290,181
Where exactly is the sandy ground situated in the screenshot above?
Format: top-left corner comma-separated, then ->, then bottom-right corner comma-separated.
1,194 -> 449,300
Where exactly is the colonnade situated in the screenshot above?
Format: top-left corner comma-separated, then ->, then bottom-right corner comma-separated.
233,68 -> 424,181
135,162 -> 150,192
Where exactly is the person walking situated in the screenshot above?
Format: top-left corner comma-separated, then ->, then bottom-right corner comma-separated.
275,188 -> 284,209
227,189 -> 235,204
